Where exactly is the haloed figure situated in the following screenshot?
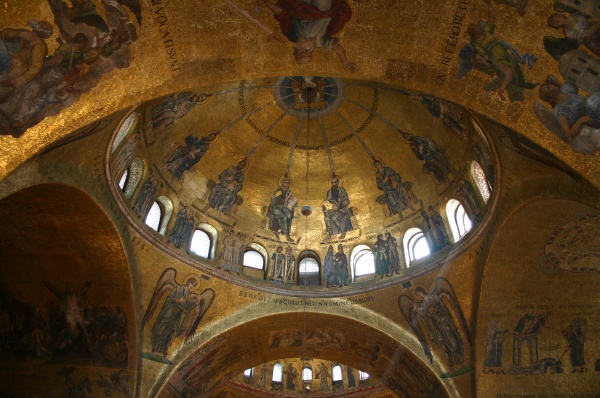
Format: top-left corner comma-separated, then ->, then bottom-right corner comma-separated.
258,0 -> 357,71
322,176 -> 353,239
268,176 -> 297,241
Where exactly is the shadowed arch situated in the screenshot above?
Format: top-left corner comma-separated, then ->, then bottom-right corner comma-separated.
164,313 -> 449,398
0,184 -> 136,391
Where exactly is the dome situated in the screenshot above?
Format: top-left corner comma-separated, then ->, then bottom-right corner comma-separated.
108,76 -> 495,293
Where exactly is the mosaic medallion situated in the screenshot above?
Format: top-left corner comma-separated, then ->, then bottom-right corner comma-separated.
274,76 -> 344,118
544,214 -> 600,272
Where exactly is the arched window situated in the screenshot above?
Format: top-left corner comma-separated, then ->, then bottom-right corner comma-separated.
446,199 -> 472,242
298,252 -> 320,286
243,368 -> 254,377
189,223 -> 217,259
272,362 -> 283,383
302,366 -> 312,381
332,365 -> 342,382
190,229 -> 212,258
350,245 -> 375,282
470,160 -> 491,203
111,111 -> 138,152
155,196 -> 173,235
403,228 -> 430,267
120,157 -> 143,199
243,249 -> 264,269
359,371 -> 369,380
145,201 -> 162,232
119,169 -> 128,190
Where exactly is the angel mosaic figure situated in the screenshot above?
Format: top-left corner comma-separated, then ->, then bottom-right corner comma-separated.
398,277 -> 472,373
141,268 -> 215,363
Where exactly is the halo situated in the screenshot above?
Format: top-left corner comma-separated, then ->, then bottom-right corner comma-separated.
205,130 -> 220,143
279,175 -> 292,187
236,158 -> 249,171
196,91 -> 211,103
183,273 -> 201,291
371,157 -> 385,169
327,174 -> 342,187
412,283 -> 428,296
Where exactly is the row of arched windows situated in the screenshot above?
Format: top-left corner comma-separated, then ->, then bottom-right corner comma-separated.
245,363 -> 369,384
117,152 -> 491,285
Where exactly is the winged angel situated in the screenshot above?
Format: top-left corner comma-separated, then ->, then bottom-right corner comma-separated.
141,268 -> 215,363
398,277 -> 472,374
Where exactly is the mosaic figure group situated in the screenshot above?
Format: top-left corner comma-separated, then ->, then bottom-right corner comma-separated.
269,245 -> 296,283
374,232 -> 403,278
168,206 -> 195,252
324,244 -> 349,287
533,0 -> 600,155
220,230 -> 245,265
0,0 -> 139,135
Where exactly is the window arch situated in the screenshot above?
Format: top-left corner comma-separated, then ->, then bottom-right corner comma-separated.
350,244 -> 375,282
120,157 -> 143,199
470,160 -> 491,203
155,196 -> 173,235
243,243 -> 268,270
190,230 -> 211,258
446,199 -> 472,242
145,202 -> 162,232
111,111 -> 138,152
359,370 -> 369,380
302,366 -> 312,382
243,249 -> 264,269
403,227 -> 430,267
332,364 -> 342,382
298,251 -> 320,286
243,368 -> 254,377
190,223 -> 217,259
272,362 -> 283,383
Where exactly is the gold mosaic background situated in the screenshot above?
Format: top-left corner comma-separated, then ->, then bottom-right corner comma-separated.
0,0 -> 599,397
